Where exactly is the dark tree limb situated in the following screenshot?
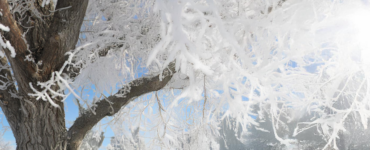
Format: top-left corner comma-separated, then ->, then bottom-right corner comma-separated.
14,0 -> 55,53
67,62 -> 176,150
0,0 -> 35,94
39,0 -> 89,83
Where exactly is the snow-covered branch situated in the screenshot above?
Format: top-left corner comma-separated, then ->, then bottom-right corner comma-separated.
66,62 -> 176,150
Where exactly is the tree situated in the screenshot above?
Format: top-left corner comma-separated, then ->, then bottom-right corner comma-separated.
0,137 -> 13,150
218,117 -> 247,150
244,105 -> 327,150
79,130 -> 104,150
1,0 -> 370,150
0,0 -> 174,149
0,128 -> 14,150
106,127 -> 145,150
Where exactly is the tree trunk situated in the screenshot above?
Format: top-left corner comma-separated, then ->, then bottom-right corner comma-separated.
0,57 -> 69,149
0,0 -> 88,149
14,99 -> 67,150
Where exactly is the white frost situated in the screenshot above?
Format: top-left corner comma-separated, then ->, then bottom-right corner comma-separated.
5,41 -> 16,57
0,24 -> 16,58
0,24 -> 9,32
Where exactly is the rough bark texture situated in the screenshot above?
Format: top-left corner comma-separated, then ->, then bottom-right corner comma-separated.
16,100 -> 67,150
0,1 -> 176,149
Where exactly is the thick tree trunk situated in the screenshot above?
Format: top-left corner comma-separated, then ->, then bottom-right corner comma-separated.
0,57 -> 68,150
14,99 -> 67,150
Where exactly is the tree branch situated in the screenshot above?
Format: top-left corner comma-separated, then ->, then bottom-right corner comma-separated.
39,0 -> 89,83
0,0 -> 36,94
67,62 -> 176,149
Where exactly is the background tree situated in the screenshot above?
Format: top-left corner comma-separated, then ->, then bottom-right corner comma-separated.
106,127 -> 145,150
79,131 -> 104,150
218,117 -> 247,150
1,0 -> 370,150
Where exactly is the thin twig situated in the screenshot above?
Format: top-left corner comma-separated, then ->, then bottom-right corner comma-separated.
156,91 -> 166,112
155,91 -> 167,138
203,75 -> 207,119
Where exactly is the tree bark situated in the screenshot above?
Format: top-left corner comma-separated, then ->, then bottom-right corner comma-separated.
15,100 -> 67,150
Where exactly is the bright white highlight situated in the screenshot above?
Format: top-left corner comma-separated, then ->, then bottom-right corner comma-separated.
348,10 -> 370,65
0,24 -> 9,32
0,34 -> 15,58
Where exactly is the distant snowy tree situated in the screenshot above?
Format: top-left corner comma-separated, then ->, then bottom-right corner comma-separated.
0,137 -> 13,150
218,117 -> 247,150
79,131 -> 104,150
106,127 -> 145,150
244,103 -> 370,150
245,105 -> 326,150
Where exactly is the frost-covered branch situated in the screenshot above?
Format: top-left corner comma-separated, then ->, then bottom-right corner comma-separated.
0,0 -> 31,94
67,62 -> 176,150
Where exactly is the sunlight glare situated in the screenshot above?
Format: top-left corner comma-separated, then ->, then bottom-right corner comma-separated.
349,10 -> 370,64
